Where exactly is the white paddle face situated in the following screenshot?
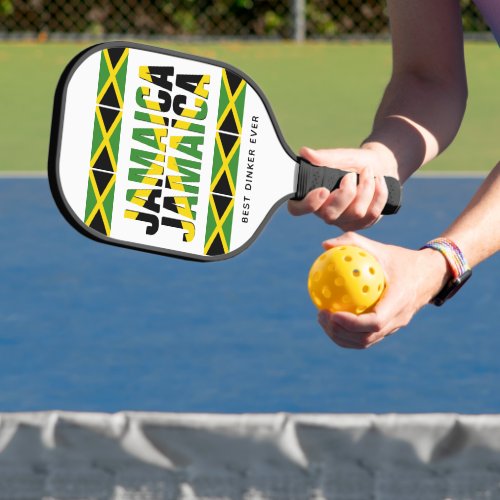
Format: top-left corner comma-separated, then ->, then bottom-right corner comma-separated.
50,42 -> 297,261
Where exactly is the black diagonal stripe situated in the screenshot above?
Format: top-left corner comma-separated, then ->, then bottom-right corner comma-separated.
212,193 -> 232,220
207,233 -> 225,256
92,169 -> 114,195
219,109 -> 238,135
89,210 -> 107,234
225,70 -> 243,96
213,171 -> 232,197
99,106 -> 120,132
100,84 -> 120,109
218,132 -> 238,158
107,48 -> 126,68
94,146 -> 114,172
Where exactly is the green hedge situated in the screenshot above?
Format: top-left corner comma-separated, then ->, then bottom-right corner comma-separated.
0,0 -> 490,38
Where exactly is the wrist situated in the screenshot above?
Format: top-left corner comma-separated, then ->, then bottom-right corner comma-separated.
361,141 -> 399,178
418,248 -> 453,303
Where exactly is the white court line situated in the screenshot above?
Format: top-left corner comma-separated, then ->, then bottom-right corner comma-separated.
414,170 -> 487,179
0,171 -> 48,178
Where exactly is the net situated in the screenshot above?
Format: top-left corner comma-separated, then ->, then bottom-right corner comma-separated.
1,412 -> 500,499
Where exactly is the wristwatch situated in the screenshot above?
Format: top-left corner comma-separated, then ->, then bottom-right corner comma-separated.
421,238 -> 472,306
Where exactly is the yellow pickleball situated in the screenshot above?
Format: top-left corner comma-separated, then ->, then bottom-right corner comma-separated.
308,245 -> 385,314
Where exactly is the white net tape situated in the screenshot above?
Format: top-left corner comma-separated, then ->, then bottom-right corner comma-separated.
0,412 -> 500,499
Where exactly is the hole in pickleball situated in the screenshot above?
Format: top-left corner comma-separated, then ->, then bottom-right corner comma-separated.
352,269 -> 360,277
322,286 -> 332,299
362,285 -> 369,293
369,267 -> 376,275
313,271 -> 321,282
344,256 -> 352,262
378,284 -> 382,291
359,251 -> 367,257
334,277 -> 344,286
356,306 -> 365,314
342,295 -> 351,304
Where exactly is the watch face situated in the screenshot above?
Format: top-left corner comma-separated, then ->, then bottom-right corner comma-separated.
432,269 -> 472,306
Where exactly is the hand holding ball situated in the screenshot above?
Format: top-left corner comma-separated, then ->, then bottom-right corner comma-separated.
308,245 -> 385,314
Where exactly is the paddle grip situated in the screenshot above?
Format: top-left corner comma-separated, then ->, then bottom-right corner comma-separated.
293,158 -> 402,215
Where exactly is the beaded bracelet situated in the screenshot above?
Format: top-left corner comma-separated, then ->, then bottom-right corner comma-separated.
421,238 -> 472,306
421,238 -> 470,278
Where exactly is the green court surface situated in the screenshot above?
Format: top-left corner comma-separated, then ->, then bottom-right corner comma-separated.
0,41 -> 497,173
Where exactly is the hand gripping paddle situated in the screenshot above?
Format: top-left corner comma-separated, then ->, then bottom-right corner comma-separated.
49,41 -> 401,262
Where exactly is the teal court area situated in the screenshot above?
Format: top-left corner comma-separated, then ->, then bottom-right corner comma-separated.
0,176 -> 499,413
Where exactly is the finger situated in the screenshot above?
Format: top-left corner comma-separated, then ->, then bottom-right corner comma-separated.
319,311 -> 371,349
322,231 -> 370,251
320,324 -> 363,349
322,326 -> 366,349
363,335 -> 386,348
363,174 -> 389,224
330,311 -> 385,335
288,188 -> 330,216
298,146 -> 322,164
328,326 -> 381,349
339,215 -> 383,232
325,171 -> 391,231
330,316 -> 391,348
332,295 -> 401,339
342,164 -> 376,221
319,309 -> 393,349
315,172 -> 357,224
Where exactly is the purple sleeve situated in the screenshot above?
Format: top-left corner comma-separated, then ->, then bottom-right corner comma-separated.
473,0 -> 500,45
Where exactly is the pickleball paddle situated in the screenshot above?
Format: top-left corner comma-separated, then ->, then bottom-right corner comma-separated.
48,41 -> 401,261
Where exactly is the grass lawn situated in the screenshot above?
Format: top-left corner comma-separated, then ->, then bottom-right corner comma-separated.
0,40 -> 497,172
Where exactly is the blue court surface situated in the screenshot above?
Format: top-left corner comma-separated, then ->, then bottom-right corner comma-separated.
0,176 -> 499,413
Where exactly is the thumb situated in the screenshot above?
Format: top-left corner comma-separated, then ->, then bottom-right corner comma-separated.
322,231 -> 369,250
321,233 -> 389,273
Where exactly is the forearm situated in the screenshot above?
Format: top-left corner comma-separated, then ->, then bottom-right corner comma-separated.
441,162 -> 500,267
363,73 -> 467,182
412,163 -> 500,307
361,0 -> 467,183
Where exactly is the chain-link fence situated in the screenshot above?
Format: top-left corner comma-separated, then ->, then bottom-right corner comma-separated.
0,0 -> 491,40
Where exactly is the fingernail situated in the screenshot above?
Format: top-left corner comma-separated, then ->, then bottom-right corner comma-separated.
318,188 -> 329,201
318,310 -> 329,324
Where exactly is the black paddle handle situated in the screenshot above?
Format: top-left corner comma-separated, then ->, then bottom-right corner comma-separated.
293,157 -> 402,215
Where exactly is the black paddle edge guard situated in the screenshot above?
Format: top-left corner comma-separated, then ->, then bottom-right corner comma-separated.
293,158 -> 402,215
